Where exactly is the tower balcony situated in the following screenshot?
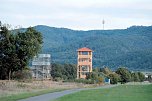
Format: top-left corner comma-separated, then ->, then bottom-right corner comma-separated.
78,55 -> 92,59
78,61 -> 92,65
32,62 -> 50,65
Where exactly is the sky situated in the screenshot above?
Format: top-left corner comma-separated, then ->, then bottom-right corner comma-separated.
1,0 -> 152,30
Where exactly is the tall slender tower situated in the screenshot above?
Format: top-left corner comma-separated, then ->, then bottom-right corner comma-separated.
102,19 -> 105,30
77,47 -> 93,79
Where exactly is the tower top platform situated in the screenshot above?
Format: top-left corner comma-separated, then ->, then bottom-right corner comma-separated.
77,47 -> 92,52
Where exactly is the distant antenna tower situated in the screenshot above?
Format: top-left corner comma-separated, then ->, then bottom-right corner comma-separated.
102,19 -> 105,30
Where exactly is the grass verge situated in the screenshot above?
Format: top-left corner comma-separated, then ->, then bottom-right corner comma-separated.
0,88 -> 67,101
54,84 -> 152,101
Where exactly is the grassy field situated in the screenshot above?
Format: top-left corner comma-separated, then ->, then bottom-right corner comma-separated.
0,88 -> 66,101
54,84 -> 152,101
0,80 -> 94,101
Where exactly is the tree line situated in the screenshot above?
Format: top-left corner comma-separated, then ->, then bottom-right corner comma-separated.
51,63 -> 77,81
86,67 -> 145,84
50,63 -> 145,84
0,22 -> 43,80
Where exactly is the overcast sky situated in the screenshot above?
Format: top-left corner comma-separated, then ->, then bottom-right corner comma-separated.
1,0 -> 152,30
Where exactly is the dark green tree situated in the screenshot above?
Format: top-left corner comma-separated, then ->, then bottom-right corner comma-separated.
93,68 -> 99,73
16,27 -> 43,70
0,22 -> 43,80
137,72 -> 145,82
108,73 -> 119,84
51,63 -> 63,79
116,67 -> 131,83
86,72 -> 98,80
131,72 -> 140,82
63,64 -> 77,80
0,24 -> 20,80
100,67 -> 112,76
51,63 -> 77,80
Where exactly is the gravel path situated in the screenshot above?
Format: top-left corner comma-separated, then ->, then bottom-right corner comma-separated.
19,85 -> 117,101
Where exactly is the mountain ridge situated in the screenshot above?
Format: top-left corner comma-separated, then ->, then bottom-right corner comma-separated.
32,25 -> 152,71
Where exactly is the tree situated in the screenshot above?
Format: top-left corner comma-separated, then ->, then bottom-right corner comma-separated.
86,72 -> 98,80
16,27 -> 43,70
108,73 -> 120,84
51,63 -> 63,79
100,67 -> 112,76
51,63 -> 77,80
131,72 -> 140,82
0,24 -> 20,80
0,22 -> 43,80
63,64 -> 77,80
93,68 -> 99,73
137,72 -> 145,82
116,67 -> 131,83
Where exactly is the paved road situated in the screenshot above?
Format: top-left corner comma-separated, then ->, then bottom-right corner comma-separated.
19,85 -> 117,101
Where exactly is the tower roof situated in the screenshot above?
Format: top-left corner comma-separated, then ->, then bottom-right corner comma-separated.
77,47 -> 92,52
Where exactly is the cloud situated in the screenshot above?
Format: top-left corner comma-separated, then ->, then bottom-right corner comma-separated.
0,0 -> 152,30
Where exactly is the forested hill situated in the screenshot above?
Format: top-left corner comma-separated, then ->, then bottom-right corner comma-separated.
34,25 -> 152,71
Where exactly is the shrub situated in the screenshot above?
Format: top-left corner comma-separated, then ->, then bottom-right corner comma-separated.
13,70 -> 32,82
74,79 -> 94,84
97,77 -> 104,85
53,77 -> 62,82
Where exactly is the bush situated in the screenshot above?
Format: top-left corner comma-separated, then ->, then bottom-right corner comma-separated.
53,77 -> 62,82
13,70 -> 32,82
74,79 -> 94,84
97,77 -> 104,85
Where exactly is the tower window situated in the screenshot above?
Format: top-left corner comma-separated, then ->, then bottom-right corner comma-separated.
82,52 -> 88,55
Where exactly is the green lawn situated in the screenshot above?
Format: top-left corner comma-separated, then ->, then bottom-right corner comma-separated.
0,88 -> 66,101
54,84 -> 152,101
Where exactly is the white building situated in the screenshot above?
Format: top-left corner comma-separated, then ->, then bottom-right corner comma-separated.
142,72 -> 152,78
31,54 -> 51,80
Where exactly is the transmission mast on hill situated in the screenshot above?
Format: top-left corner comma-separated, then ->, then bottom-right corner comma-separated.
102,19 -> 105,30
